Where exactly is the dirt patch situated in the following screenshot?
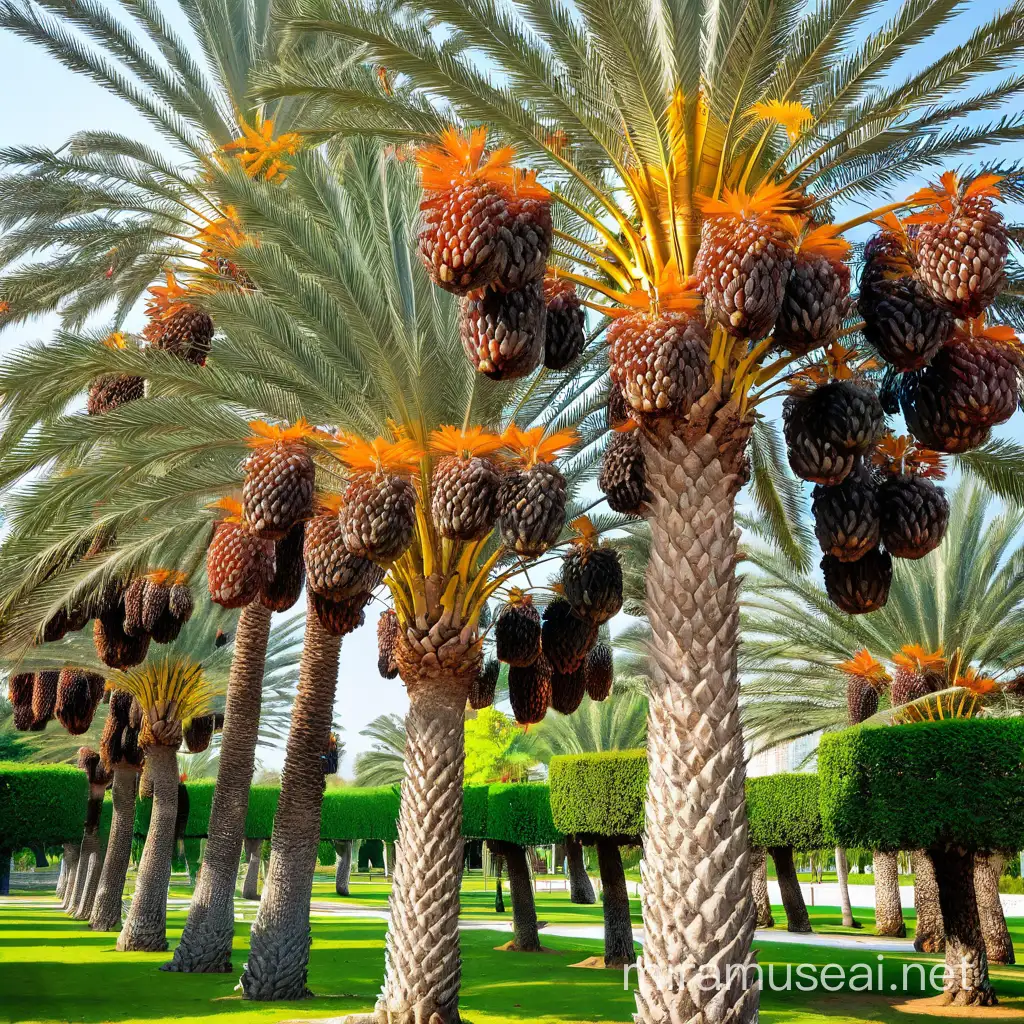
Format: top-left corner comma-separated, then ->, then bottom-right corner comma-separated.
568,955 -> 628,970
893,995 -> 1024,1019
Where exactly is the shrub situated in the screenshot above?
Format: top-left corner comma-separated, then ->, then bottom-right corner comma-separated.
746,773 -> 824,851
819,718 -> 1024,851
548,750 -> 645,839
462,783 -> 489,838
321,786 -> 400,841
0,762 -> 89,848
317,840 -> 336,866
486,783 -> 561,845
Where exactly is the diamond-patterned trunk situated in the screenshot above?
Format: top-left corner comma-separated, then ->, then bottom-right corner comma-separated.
634,427 -> 759,1024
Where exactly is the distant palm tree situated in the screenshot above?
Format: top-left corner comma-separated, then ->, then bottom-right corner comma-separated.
740,480 -> 1024,752
353,714 -> 406,787
521,689 -> 648,763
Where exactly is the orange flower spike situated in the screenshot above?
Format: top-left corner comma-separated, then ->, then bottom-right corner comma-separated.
794,223 -> 853,263
223,119 -> 301,183
144,568 -> 189,587
145,271 -> 192,319
428,425 -> 505,459
103,332 -> 128,350
906,172 -> 1004,226
246,418 -> 318,450
333,434 -> 425,476
748,100 -> 814,142
838,649 -> 890,685
502,426 -> 578,466
315,493 -> 346,516
873,433 -> 946,480
892,644 -> 945,673
0,300 -> 9,315
416,127 -> 517,194
569,515 -> 599,546
957,667 -> 997,695
698,181 -> 807,225
208,496 -> 243,522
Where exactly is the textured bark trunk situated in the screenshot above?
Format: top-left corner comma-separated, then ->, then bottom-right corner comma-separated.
635,427 -> 759,1024
566,837 -> 595,905
68,795 -> 102,916
166,602 -> 272,973
57,843 -> 79,904
117,744 -> 178,952
31,844 -> 48,868
357,683 -> 467,1023
874,850 -> 906,937
597,839 -> 636,966
240,604 -> 342,1000
751,846 -> 774,928
334,841 -> 353,897
769,847 -> 811,933
975,852 -> 1014,966
73,835 -> 105,920
932,845 -> 996,1006
493,841 -> 540,952
241,837 -> 263,901
90,768 -> 138,931
835,847 -> 859,929
912,849 -> 945,953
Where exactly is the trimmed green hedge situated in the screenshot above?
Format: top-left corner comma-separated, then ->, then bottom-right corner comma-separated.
549,750 -> 646,839
746,773 -> 824,851
135,782 -> 491,842
486,783 -> 561,845
0,763 -> 89,848
820,718 -> 1024,852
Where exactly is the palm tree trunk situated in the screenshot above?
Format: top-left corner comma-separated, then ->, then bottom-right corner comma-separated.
874,850 -> 906,937
975,852 -> 1014,966
334,841 -> 353,897
368,678 -> 468,1023
90,768 -> 138,931
56,842 -> 78,900
241,838 -> 263,900
497,841 -> 541,952
932,845 -> 996,1006
566,837 -> 595,904
596,839 -> 635,966
752,846 -> 774,928
835,847 -> 859,929
166,602 -> 273,973
117,744 -> 179,952
73,831 -> 106,920
769,847 -> 811,933
635,426 -> 759,1024
912,849 -> 944,953
68,794 -> 103,916
240,604 -> 342,1000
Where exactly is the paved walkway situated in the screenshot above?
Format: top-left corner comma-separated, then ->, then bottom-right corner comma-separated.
0,893 -> 935,953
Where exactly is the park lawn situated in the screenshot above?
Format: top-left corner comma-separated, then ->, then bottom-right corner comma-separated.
5,897 -> 1024,1023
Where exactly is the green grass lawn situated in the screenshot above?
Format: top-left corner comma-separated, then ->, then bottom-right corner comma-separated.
5,888 -> 1024,1023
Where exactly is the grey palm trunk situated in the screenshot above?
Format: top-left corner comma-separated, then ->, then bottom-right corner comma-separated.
359,678 -> 470,1024
117,743 -> 179,952
166,602 -> 273,973
975,852 -> 1014,966
68,787 -> 105,918
55,842 -> 78,901
835,847 -> 859,929
565,837 -> 595,904
241,601 -> 342,1000
90,767 -> 138,931
596,839 -> 636,966
634,425 -> 759,1024
912,849 -> 945,953
489,840 -> 540,952
768,847 -> 811,933
334,841 -> 353,896
932,845 -> 996,1006
241,838 -> 264,901
751,846 -> 774,928
873,850 -> 906,937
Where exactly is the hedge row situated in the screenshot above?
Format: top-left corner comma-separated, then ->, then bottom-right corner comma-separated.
819,717 -> 1024,852
133,781 -> 540,843
0,762 -> 89,848
486,783 -> 560,845
549,750 -> 646,839
746,774 -> 824,851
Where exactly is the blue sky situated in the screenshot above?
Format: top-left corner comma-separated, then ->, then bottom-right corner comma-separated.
0,1 -> 1023,774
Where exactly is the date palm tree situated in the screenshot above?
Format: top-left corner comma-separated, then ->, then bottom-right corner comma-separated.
0,0 -> 323,974
265,4 -> 1024,1013
0,134 -> 604,1001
